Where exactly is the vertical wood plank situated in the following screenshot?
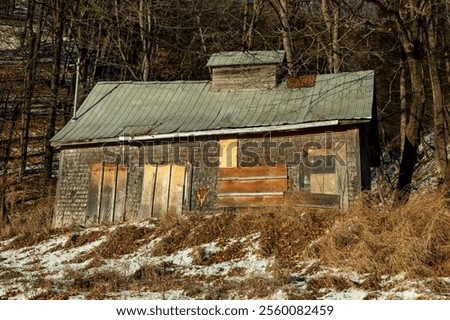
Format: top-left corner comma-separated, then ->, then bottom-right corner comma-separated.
96,163 -> 104,224
85,164 -> 102,226
183,163 -> 193,211
111,165 -> 118,221
153,165 -> 171,217
100,165 -> 115,223
139,164 -> 156,219
114,164 -> 128,222
168,165 -> 186,214
336,143 -> 348,208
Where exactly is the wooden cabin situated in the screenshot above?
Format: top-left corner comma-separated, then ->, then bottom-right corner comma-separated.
50,51 -> 379,227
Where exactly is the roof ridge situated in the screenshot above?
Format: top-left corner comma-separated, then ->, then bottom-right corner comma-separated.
95,80 -> 211,85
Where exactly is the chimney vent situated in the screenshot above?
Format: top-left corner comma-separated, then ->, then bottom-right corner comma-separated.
207,50 -> 285,91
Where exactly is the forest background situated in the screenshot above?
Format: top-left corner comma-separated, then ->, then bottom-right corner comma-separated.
0,0 -> 449,224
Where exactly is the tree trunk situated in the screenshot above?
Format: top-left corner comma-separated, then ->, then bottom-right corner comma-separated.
242,0 -> 249,50
397,55 -> 426,193
399,57 -> 407,157
332,6 -> 341,73
269,0 -> 294,74
139,0 -> 152,81
1,106 -> 19,223
366,0 -> 427,195
242,0 -> 261,50
20,0 -> 43,179
321,0 -> 341,73
43,0 -> 64,182
425,2 -> 449,181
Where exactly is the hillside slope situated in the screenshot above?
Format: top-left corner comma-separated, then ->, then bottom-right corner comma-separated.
1,191 -> 449,300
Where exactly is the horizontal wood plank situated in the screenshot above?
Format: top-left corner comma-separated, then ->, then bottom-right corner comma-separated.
308,148 -> 335,157
218,179 -> 286,193
286,192 -> 341,207
218,191 -> 284,197
218,175 -> 287,181
219,166 -> 287,178
217,195 -> 284,208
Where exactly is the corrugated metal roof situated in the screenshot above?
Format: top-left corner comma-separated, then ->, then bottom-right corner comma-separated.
206,50 -> 285,67
51,70 -> 375,145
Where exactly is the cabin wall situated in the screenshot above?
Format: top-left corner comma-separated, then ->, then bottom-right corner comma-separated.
53,145 -> 142,227
235,127 -> 362,207
53,138 -> 221,227
53,126 -> 364,227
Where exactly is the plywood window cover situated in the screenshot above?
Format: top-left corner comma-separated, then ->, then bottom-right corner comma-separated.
219,137 -> 238,168
217,166 -> 288,208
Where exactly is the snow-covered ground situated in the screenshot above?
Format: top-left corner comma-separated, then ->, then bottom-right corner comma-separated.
1,220 -> 449,300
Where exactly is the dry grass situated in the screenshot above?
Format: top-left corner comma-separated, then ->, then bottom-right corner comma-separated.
0,194 -> 58,249
2,190 -> 449,299
305,191 -> 450,277
152,207 -> 337,267
60,231 -> 105,250
77,225 -> 155,260
306,275 -> 354,293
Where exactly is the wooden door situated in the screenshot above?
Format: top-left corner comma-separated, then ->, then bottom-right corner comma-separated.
86,163 -> 128,225
139,164 -> 186,218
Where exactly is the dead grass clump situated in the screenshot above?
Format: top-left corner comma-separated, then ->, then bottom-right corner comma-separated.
208,243 -> 247,264
304,191 -> 450,277
33,290 -> 74,300
255,208 -> 338,265
61,230 -> 105,250
152,212 -> 235,256
132,262 -> 176,282
426,278 -> 450,296
306,275 -> 354,293
359,273 -> 381,291
129,262 -> 184,293
190,243 -> 248,266
1,269 -> 23,280
69,269 -> 129,299
83,256 -> 106,270
227,267 -> 246,277
1,195 -> 56,248
88,225 -> 155,259
238,276 -> 283,299
266,260 -> 291,285
152,207 -> 337,266
190,246 -> 208,265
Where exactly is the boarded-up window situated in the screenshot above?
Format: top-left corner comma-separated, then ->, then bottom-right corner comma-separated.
219,137 -> 238,168
301,148 -> 336,195
86,163 -> 128,225
139,164 -> 186,218
300,143 -> 348,208
217,166 -> 287,208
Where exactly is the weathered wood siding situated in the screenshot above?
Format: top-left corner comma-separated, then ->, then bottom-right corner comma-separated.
237,127 -> 362,208
53,138 -> 220,227
217,166 -> 287,207
53,126 -> 364,227
211,65 -> 279,90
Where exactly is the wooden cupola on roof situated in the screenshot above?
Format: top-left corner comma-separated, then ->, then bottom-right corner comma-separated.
206,50 -> 285,91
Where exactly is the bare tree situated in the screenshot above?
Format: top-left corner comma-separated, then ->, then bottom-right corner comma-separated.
269,0 -> 294,74
43,0 -> 65,182
20,0 -> 44,179
320,0 -> 342,73
242,0 -> 263,50
424,0 -> 449,182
